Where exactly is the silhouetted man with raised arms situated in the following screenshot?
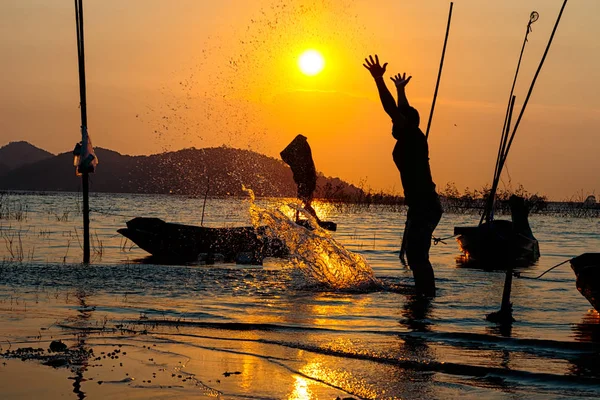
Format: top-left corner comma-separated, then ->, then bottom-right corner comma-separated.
363,54 -> 442,296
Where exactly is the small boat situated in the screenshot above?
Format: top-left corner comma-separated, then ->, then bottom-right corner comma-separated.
454,195 -> 540,265
455,222 -> 539,264
570,253 -> 600,312
118,217 -> 288,264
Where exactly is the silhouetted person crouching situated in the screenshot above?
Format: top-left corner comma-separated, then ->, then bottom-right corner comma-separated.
364,54 -> 442,296
280,134 -> 319,221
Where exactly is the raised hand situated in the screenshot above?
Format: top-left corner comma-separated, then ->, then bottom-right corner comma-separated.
390,73 -> 412,89
363,54 -> 388,79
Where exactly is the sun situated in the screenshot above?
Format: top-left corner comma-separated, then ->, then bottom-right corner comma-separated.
298,49 -> 325,76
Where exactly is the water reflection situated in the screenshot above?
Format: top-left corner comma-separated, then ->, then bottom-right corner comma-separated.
573,311 -> 600,343
396,294 -> 435,397
298,360 -> 378,399
400,294 -> 433,333
570,312 -> 600,378
455,254 -> 537,271
288,375 -> 312,400
70,288 -> 94,400
486,321 -> 513,338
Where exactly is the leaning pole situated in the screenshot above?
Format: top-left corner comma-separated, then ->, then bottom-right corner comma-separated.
425,1 -> 454,140
74,0 -> 90,263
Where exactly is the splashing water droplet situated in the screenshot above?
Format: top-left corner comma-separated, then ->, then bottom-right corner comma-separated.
243,187 -> 381,292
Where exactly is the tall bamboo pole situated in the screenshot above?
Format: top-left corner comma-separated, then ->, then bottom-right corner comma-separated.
425,2 -> 453,140
481,11 -> 539,226
486,0 -> 569,325
75,0 -> 90,263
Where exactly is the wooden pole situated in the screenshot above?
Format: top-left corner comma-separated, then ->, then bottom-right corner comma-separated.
425,2 -> 453,140
500,265 -> 514,316
481,95 -> 516,226
487,97 -> 517,324
200,176 -> 210,226
486,264 -> 516,324
75,0 -> 90,263
495,0 -> 568,176
486,0 -> 568,325
481,11 -> 539,226
484,1 -> 568,225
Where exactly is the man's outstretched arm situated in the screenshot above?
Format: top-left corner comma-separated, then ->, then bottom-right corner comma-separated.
363,55 -> 402,121
391,73 -> 412,108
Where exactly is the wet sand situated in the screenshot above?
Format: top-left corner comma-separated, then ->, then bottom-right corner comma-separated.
0,293 -> 357,399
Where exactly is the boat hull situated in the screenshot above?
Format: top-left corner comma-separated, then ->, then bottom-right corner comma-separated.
118,217 -> 288,264
570,253 -> 600,312
454,220 -> 540,265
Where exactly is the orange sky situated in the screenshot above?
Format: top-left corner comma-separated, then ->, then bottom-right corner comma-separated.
1,0 -> 599,200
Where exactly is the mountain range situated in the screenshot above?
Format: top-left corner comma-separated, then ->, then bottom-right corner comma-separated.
0,141 -> 363,198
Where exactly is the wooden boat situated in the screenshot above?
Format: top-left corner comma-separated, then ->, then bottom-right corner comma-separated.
455,221 -> 540,264
118,217 -> 288,264
454,195 -> 540,265
570,253 -> 600,312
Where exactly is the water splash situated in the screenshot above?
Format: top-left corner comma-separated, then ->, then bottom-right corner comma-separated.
244,187 -> 381,292
145,0 -> 373,153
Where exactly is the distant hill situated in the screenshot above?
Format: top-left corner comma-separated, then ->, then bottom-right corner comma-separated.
0,141 -> 54,170
0,143 -> 363,199
0,163 -> 9,177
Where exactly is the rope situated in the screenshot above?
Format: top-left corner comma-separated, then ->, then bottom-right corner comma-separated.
432,234 -> 457,245
514,258 -> 571,280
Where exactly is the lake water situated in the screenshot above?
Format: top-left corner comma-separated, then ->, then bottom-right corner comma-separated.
1,192 -> 599,399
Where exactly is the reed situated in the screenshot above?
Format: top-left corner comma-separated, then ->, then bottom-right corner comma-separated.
2,231 -> 25,262
55,210 -> 70,222
0,193 -> 28,221
316,182 -> 598,218
91,231 -> 103,259
63,240 -> 71,263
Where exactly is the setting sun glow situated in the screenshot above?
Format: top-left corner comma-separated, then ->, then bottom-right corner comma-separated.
298,50 -> 325,76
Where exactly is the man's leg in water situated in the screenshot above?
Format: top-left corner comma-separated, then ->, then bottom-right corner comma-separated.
405,208 -> 441,296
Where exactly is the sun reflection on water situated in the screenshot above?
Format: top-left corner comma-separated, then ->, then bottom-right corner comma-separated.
288,375 -> 313,400
308,294 -> 372,327
299,360 -> 379,400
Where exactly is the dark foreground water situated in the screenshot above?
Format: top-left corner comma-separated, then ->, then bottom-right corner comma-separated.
0,192 -> 599,399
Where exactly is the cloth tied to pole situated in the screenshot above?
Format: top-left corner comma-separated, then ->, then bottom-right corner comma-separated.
73,127 -> 98,176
